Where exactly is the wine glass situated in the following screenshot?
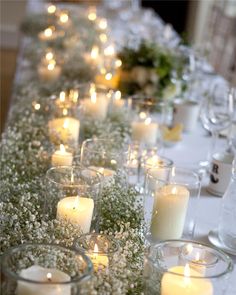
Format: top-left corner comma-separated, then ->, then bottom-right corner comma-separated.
199,84 -> 234,169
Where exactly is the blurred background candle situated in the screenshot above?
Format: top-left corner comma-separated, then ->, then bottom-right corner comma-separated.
17,265 -> 71,295
161,264 -> 213,295
38,26 -> 57,41
47,4 -> 57,15
57,196 -> 94,233
51,144 -> 73,167
132,114 -> 158,146
151,184 -> 190,240
113,91 -> 125,109
82,91 -> 108,121
48,117 -> 80,143
38,61 -> 61,81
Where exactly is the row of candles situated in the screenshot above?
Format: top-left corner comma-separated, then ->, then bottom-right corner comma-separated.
15,4 -> 229,294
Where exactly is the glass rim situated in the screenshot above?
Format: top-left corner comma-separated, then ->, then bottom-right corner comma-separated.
1,243 -> 93,285
74,233 -> 120,255
81,138 -> 130,155
146,166 -> 200,187
147,239 -> 234,279
46,165 -> 104,186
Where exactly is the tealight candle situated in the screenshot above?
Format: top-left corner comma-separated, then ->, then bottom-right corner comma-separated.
51,144 -> 73,167
38,62 -> 61,81
82,92 -> 108,121
48,117 -> 80,143
132,115 -> 158,146
89,243 -> 109,272
161,264 -> 213,295
150,184 -> 190,240
17,265 -> 71,295
57,196 -> 94,233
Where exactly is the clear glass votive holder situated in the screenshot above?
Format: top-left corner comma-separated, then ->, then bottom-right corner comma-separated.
144,167 -> 201,242
74,233 -> 119,272
130,97 -> 169,149
144,240 -> 233,295
1,243 -> 93,295
81,138 -> 130,173
45,165 -> 103,233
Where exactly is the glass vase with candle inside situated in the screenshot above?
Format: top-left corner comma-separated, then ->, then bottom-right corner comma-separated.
45,165 -> 103,233
144,167 -> 201,242
74,233 -> 119,272
130,97 -> 169,150
81,138 -> 130,176
1,243 -> 93,295
143,240 -> 233,295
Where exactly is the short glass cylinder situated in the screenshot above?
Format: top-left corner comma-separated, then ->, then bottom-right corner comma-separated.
74,233 -> 119,272
144,167 -> 200,242
130,97 -> 169,148
144,240 -> 233,295
45,165 -> 103,233
80,138 -> 129,172
1,243 -> 93,295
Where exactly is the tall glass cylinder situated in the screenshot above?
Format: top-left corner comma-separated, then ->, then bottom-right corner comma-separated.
1,243 -> 93,295
144,167 -> 201,242
144,240 -> 233,295
45,165 -> 103,233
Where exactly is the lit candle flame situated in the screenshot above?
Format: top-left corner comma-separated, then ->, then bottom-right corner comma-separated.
94,243 -> 99,257
144,118 -> 151,125
91,92 -> 97,103
91,46 -> 99,59
105,73 -> 112,80
71,90 -> 79,102
47,272 -> 52,281
62,108 -> 68,116
171,186 -> 177,194
139,112 -> 147,119
99,33 -> 107,43
60,144 -> 66,153
115,91 -> 121,100
46,52 -> 53,60
60,13 -> 69,23
47,63 -> 55,71
34,103 -> 40,110
44,27 -> 53,37
88,7 -> 97,21
60,91 -> 66,102
47,5 -> 56,14
104,45 -> 115,56
63,119 -> 69,129
115,59 -> 122,68
98,18 -> 107,30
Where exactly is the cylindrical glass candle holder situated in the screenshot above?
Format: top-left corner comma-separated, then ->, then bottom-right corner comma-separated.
1,243 -> 93,295
81,138 -> 129,174
74,233 -> 119,272
144,167 -> 200,242
45,165 -> 103,233
130,97 -> 168,149
144,240 -> 233,295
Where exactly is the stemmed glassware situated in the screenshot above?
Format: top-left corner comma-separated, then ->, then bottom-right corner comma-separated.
199,84 -> 234,169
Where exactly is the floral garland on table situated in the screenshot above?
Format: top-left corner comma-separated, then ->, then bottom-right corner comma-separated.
0,8 -> 146,295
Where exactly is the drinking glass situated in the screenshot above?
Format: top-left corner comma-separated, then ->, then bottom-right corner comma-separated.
200,84 -> 234,168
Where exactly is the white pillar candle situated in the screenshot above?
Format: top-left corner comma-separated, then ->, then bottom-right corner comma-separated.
51,144 -> 73,167
132,117 -> 158,146
113,91 -> 125,109
17,265 -> 71,295
82,92 -> 108,120
48,117 -> 80,143
150,184 -> 190,240
57,196 -> 94,233
88,243 -> 109,272
161,264 -> 213,295
38,62 -> 61,82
